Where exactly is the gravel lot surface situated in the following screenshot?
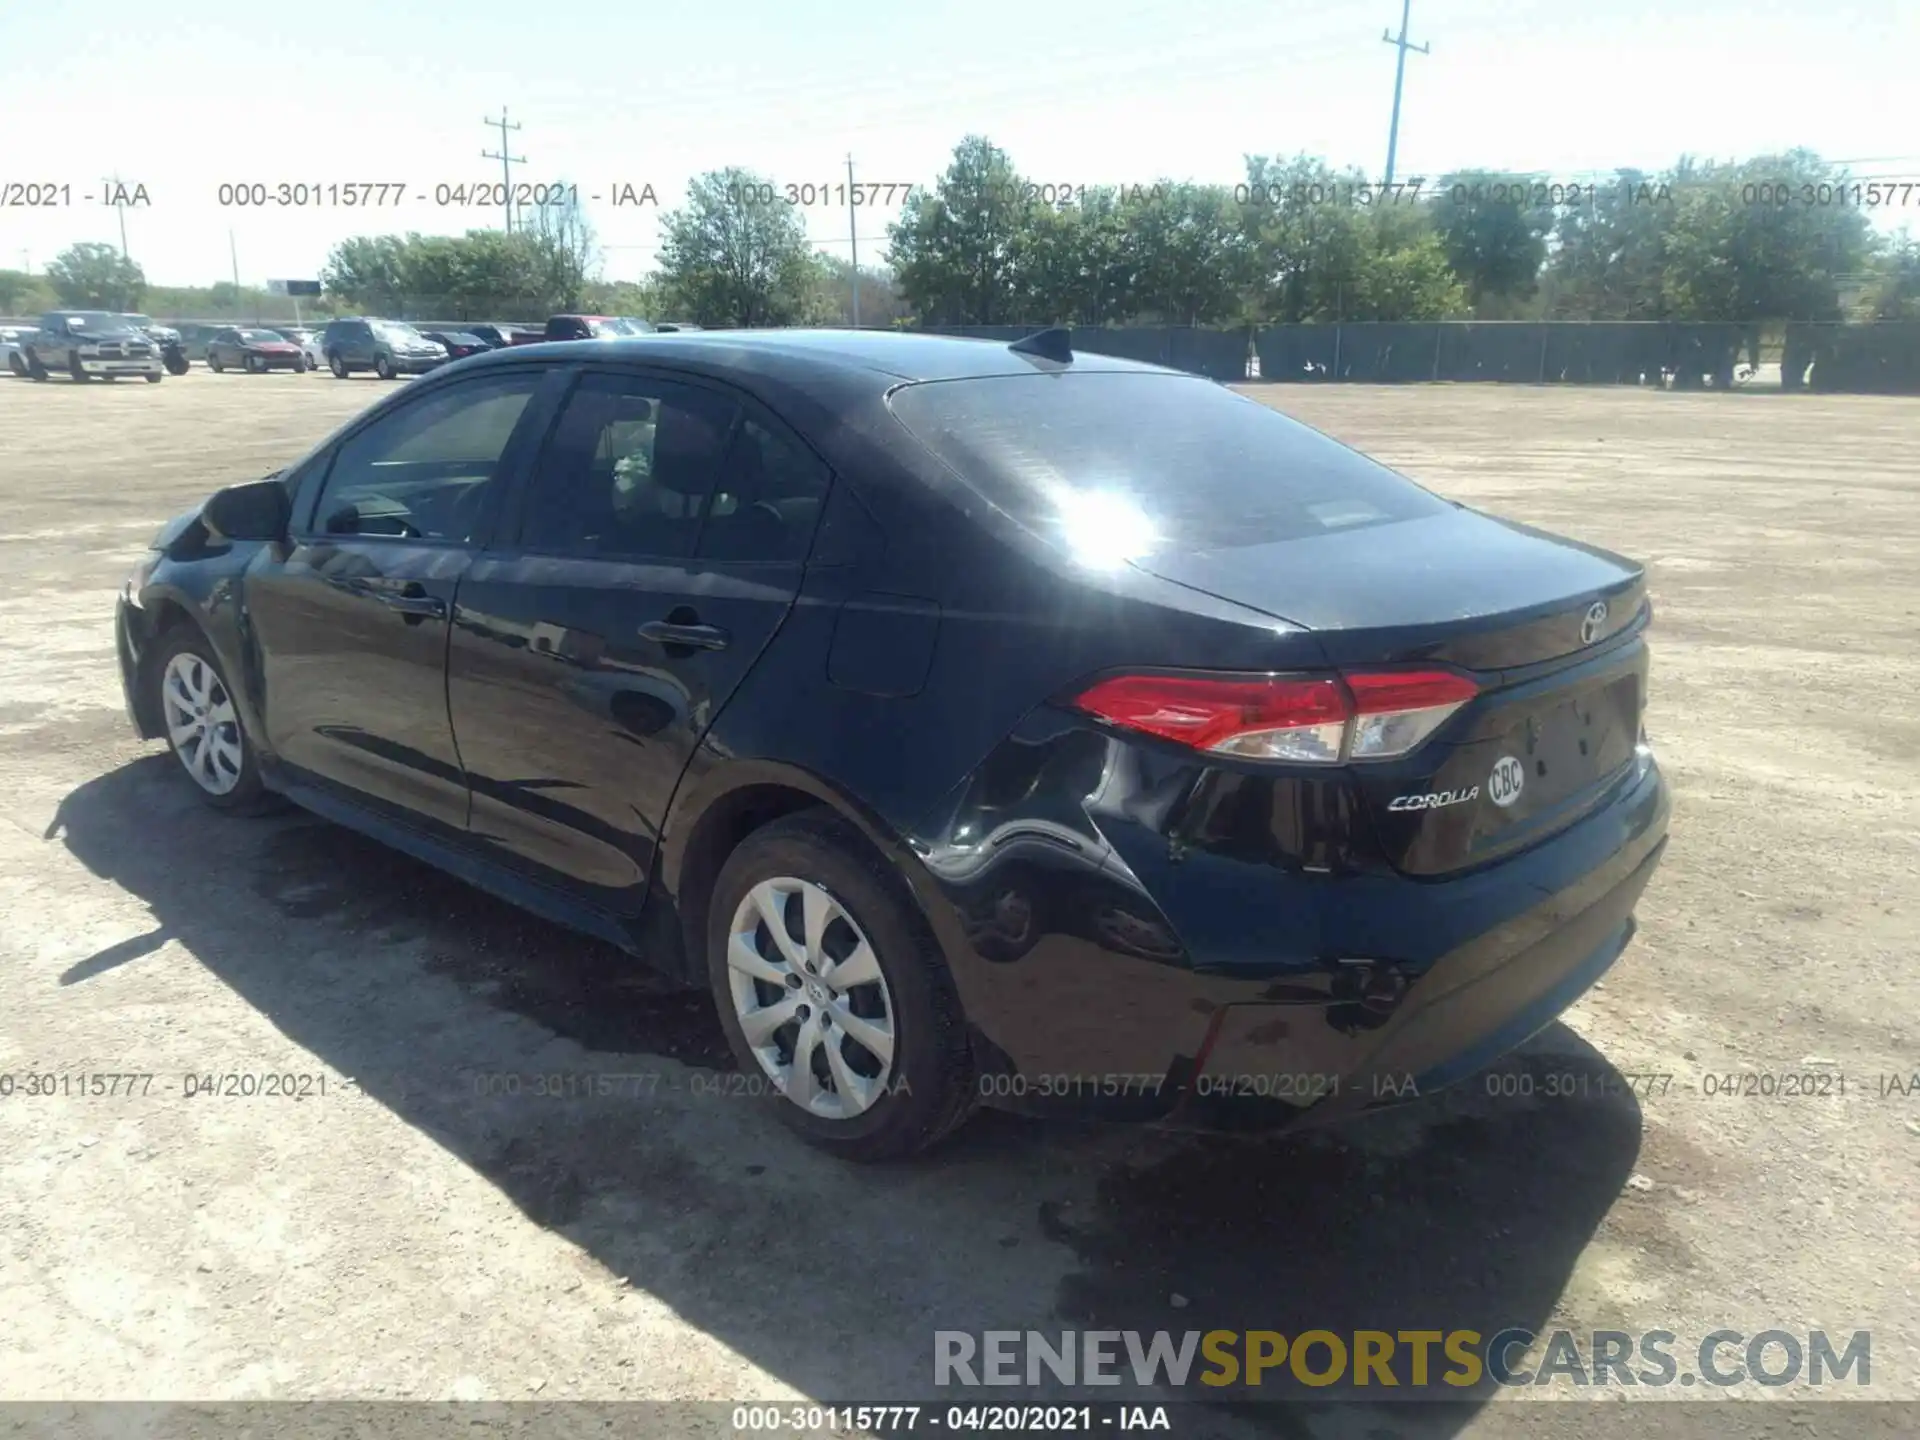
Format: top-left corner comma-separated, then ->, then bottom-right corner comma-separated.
0,369 -> 1914,1436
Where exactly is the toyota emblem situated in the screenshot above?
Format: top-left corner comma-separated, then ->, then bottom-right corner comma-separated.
1580,600 -> 1609,645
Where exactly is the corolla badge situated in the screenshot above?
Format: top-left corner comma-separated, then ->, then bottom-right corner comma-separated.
1580,600 -> 1609,645
1388,785 -> 1479,812
1488,755 -> 1526,808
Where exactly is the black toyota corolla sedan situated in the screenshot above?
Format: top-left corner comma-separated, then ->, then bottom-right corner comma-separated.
114,329 -> 1670,1159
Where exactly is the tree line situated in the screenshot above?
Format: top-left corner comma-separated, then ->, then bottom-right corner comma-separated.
5,137 -> 1917,328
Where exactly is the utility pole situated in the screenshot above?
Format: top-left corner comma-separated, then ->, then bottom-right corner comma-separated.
1380,0 -> 1429,187
112,173 -> 131,261
847,154 -> 861,328
482,109 -> 527,233
229,230 -> 241,290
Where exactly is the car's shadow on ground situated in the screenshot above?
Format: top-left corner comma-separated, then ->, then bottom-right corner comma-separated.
50,756 -> 1645,1435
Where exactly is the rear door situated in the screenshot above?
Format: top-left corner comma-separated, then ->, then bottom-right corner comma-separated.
245,367 -> 559,832
446,365 -> 830,912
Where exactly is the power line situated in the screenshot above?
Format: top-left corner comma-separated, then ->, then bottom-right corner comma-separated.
1380,0 -> 1429,188
482,108 -> 527,233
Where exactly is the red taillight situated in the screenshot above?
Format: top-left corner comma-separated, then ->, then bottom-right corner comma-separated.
1070,667 -> 1478,763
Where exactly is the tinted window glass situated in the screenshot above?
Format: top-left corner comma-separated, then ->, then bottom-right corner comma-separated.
310,373 -> 540,541
697,417 -> 831,562
887,372 -> 1449,557
522,373 -> 736,559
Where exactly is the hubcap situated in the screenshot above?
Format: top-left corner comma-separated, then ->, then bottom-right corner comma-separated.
160,652 -> 244,795
726,877 -> 896,1121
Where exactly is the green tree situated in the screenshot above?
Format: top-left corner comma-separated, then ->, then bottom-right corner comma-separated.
0,269 -> 54,315
524,183 -> 598,311
322,236 -> 410,310
811,255 -> 909,328
1539,168 -> 1675,320
582,277 -> 667,320
1120,182 -> 1248,325
1659,151 -> 1876,322
1345,226 -> 1467,320
655,168 -> 826,327
1864,234 -> 1920,321
45,243 -> 147,310
1238,155 -> 1378,322
1430,171 -> 1554,314
889,136 -> 1035,324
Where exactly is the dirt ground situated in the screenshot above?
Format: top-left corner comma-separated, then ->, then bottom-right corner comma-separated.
0,368 -> 1914,1436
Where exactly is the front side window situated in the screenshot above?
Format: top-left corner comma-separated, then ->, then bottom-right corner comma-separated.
309,372 -> 543,542
521,373 -> 737,559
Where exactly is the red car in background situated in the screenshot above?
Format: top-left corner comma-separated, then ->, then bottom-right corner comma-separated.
205,327 -> 309,373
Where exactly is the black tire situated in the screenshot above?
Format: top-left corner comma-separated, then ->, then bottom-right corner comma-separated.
148,626 -> 279,816
329,352 -> 349,378
245,353 -> 264,374
26,353 -> 48,381
69,354 -> 91,383
293,354 -> 308,373
165,349 -> 190,375
209,351 -> 224,373
706,809 -> 975,1160
7,354 -> 23,377
144,372 -> 163,383
375,354 -> 396,380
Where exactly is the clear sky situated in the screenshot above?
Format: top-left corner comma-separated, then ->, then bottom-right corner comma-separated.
1,0 -> 1913,286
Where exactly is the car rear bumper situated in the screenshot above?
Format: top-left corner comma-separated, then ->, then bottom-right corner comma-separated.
923,731 -> 1671,1130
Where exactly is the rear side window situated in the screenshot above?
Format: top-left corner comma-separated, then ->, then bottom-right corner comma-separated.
886,372 -> 1449,556
520,372 -> 738,559
697,418 -> 831,563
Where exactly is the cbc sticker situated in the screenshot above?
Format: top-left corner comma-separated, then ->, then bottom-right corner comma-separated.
1488,755 -> 1526,808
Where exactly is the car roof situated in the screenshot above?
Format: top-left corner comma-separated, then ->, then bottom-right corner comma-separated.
459,328 -> 1179,387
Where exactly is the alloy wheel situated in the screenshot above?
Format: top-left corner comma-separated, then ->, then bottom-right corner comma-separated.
726,877 -> 897,1120
161,651 -> 244,795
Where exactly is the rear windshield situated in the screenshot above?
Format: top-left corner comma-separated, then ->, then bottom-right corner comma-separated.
887,372 -> 1449,558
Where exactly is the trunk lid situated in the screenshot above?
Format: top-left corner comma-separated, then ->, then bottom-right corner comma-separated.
1133,507 -> 1650,875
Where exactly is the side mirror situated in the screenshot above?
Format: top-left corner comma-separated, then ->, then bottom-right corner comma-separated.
202,478 -> 292,544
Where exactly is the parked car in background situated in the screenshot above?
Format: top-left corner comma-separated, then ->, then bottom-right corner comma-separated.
653,322 -> 704,333
122,315 -> 193,375
206,327 -> 310,373
278,327 -> 324,369
465,323 -> 540,349
2,325 -> 38,377
21,311 -> 164,382
111,328 -> 1668,1160
543,314 -> 655,341
174,323 -> 222,363
119,313 -> 181,348
320,318 -> 448,379
421,329 -> 491,361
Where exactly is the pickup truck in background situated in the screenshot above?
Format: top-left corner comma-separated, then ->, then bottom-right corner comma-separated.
22,312 -> 165,382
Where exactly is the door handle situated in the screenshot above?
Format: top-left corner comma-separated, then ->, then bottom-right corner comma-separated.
639,619 -> 730,651
381,593 -> 448,618
357,580 -> 447,620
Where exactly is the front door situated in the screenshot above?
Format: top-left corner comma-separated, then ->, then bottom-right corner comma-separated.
447,367 -> 830,912
244,367 -> 556,832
